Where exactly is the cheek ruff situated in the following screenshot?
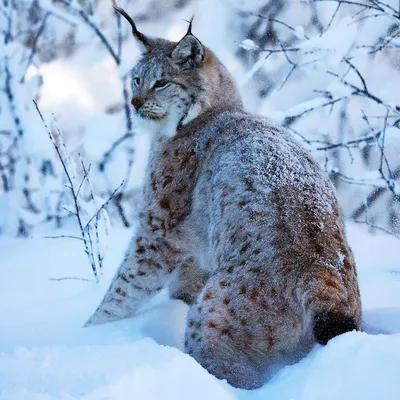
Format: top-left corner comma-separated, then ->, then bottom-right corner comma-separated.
139,103 -> 168,120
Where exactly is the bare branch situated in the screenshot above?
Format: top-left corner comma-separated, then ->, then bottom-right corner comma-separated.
83,180 -> 124,231
57,0 -> 119,64
353,219 -> 400,239
351,166 -> 400,219
44,235 -> 83,241
49,277 -> 92,282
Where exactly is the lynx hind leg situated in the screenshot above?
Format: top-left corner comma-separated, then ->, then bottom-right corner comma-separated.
85,233 -> 183,327
185,296 -> 263,388
169,258 -> 210,305
184,273 -> 309,389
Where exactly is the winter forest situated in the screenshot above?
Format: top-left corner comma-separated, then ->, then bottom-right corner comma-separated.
1,0 -> 400,398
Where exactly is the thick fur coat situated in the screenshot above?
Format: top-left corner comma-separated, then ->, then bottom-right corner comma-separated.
86,8 -> 361,389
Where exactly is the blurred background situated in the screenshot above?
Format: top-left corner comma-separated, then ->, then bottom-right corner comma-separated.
1,0 -> 399,240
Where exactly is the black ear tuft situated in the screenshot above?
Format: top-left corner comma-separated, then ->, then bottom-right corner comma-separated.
185,14 -> 195,35
171,34 -> 204,70
112,1 -> 153,52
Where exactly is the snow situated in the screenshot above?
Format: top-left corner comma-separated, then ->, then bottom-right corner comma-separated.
1,224 -> 399,399
1,0 -> 400,398
239,39 -> 259,51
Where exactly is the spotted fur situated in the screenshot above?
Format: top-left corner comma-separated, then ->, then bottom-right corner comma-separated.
85,11 -> 361,389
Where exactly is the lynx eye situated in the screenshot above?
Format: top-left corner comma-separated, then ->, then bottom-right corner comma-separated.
133,77 -> 140,86
153,80 -> 169,89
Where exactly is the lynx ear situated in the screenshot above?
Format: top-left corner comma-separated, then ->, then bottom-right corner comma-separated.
171,34 -> 204,69
113,2 -> 153,52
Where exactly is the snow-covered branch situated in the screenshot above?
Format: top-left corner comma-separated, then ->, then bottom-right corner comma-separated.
238,0 -> 400,237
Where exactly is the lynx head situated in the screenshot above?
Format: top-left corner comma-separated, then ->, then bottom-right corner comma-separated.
114,5 -> 242,138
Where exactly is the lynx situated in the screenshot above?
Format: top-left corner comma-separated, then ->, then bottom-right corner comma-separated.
86,6 -> 362,389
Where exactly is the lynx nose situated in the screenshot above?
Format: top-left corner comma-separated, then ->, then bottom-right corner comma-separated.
131,97 -> 146,111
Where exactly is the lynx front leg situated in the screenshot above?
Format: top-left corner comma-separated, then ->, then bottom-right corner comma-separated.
84,232 -> 182,326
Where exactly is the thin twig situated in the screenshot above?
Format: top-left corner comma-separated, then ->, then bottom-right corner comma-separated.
353,219 -> 400,239
44,235 -> 83,241
57,0 -> 119,64
80,154 -> 104,273
83,180 -> 124,231
49,277 -> 92,282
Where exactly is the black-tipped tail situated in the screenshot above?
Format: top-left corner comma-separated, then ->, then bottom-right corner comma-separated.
313,311 -> 358,345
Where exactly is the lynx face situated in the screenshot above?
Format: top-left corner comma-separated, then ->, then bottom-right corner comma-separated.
130,36 -> 209,137
112,6 -> 241,137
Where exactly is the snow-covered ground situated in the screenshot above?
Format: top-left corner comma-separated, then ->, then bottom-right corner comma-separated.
1,223 -> 399,399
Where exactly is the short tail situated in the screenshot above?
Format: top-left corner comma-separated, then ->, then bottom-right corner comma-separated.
313,311 -> 358,345
307,265 -> 362,344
